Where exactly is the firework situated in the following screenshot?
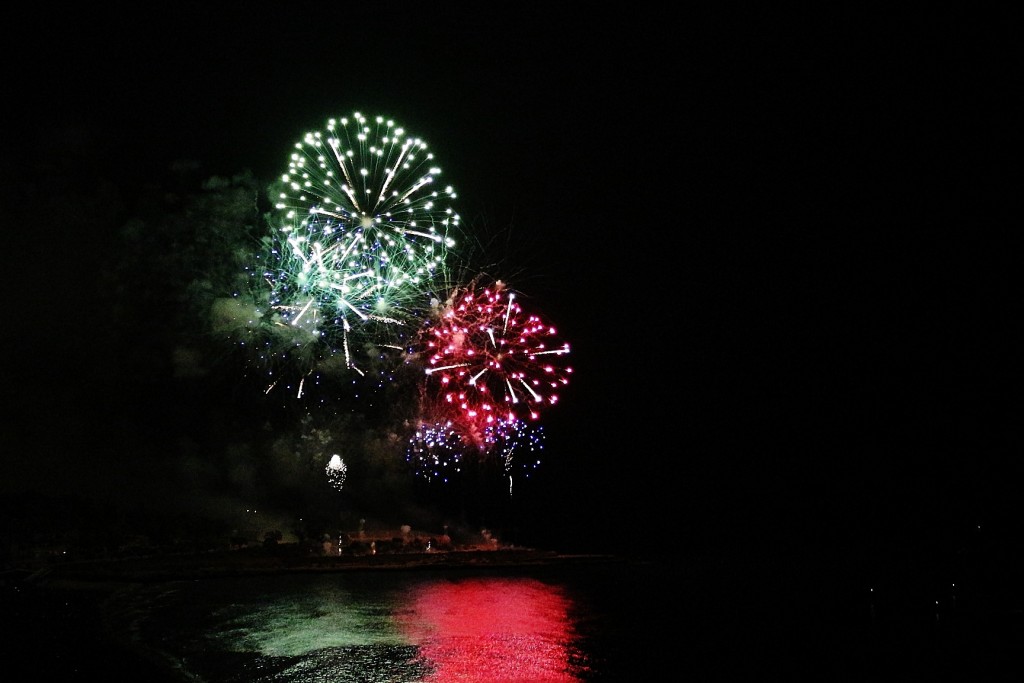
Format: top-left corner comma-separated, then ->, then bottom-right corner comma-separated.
255,112 -> 461,377
419,279 -> 571,437
405,420 -> 468,483
224,112 -> 575,502
483,418 -> 546,496
325,454 -> 348,491
488,419 -> 545,475
405,413 -> 546,501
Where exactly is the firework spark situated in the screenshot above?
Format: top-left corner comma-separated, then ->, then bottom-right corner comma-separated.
405,420 -> 468,483
419,279 -> 571,438
488,418 -> 545,496
250,112 -> 462,382
326,454 -> 348,491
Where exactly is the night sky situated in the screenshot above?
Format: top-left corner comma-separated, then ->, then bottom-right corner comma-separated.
2,6 -> 1016,556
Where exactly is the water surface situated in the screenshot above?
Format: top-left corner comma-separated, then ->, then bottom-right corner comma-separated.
107,562 -> 672,682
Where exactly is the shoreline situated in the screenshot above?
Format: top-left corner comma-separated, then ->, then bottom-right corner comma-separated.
16,545 -> 630,586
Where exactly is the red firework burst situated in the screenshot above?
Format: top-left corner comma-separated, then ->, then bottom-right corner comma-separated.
419,280 -> 572,436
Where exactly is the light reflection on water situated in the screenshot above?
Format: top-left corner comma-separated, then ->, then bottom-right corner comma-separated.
113,566 -> 637,682
397,578 -> 583,682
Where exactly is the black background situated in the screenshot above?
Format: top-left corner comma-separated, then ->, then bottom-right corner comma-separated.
2,5 -> 1016,557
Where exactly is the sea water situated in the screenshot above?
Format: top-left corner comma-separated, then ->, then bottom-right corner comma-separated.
11,549 -> 1020,681
105,561 -> 676,682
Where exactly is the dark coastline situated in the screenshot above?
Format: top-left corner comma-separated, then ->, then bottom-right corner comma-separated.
24,545 -> 627,583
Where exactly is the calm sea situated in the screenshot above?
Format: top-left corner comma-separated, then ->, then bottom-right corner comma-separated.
5,547 -> 1022,681
105,560 -> 677,682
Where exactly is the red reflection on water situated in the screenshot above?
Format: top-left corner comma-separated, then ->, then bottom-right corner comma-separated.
396,577 -> 582,682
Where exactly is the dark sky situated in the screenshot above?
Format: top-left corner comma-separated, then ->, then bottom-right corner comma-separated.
3,6 -> 1016,553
